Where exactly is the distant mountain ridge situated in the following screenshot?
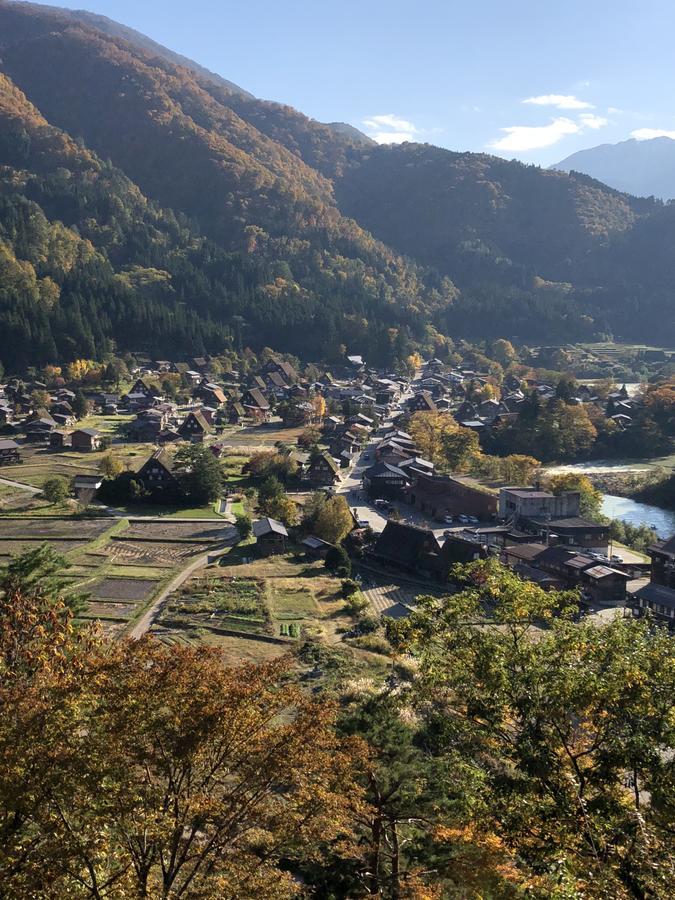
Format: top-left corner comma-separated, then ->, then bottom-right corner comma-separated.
553,136 -> 675,200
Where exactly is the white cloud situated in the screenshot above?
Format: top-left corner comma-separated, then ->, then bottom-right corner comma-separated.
523,94 -> 594,110
631,128 -> 675,140
607,106 -> 623,115
363,114 -> 418,143
490,117 -> 581,152
579,113 -> 608,129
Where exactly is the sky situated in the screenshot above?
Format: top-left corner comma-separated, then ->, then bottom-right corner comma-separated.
33,0 -> 675,165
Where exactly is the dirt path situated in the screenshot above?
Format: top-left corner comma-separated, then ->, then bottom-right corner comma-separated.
129,545 -> 232,639
0,476 -> 41,494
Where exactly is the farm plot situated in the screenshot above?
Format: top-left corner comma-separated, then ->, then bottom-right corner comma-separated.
267,580 -> 318,639
108,539 -> 204,567
90,577 -> 159,601
0,539 -> 86,558
122,521 -> 235,542
159,577 -> 271,635
0,518 -> 111,539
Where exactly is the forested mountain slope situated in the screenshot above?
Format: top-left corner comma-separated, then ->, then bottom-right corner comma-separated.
0,0 -> 673,370
0,0 -> 456,368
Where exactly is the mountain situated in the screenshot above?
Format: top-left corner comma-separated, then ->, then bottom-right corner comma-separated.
9,1 -> 253,97
553,136 -> 675,200
0,0 -> 673,371
323,123 -> 375,145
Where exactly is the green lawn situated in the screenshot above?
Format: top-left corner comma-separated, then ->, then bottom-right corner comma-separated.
113,502 -> 223,519
229,500 -> 245,518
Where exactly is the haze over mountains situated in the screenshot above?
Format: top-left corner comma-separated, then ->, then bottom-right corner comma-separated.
554,136 -> 675,200
0,0 -> 674,371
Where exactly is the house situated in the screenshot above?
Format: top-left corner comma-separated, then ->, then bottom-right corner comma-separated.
436,533 -> 489,576
307,451 -> 341,487
195,382 -> 227,407
49,430 -> 72,450
0,439 -> 21,466
498,487 -> 580,523
136,449 -> 179,494
372,521 -> 440,575
24,416 -> 57,442
629,535 -> 675,627
649,535 -> 675,589
241,388 -> 271,422
363,462 -> 410,498
580,565 -> 630,605
178,411 -> 213,443
408,391 -> 437,413
227,402 -> 246,425
252,517 -> 288,555
71,428 -> 102,452
528,516 -> 610,549
128,409 -> 167,443
408,472 -> 498,521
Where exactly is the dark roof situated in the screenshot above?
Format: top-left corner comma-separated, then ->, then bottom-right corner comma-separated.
364,461 -> 409,481
503,543 -> 547,562
564,554 -> 596,571
301,535 -> 334,550
545,517 -> 608,529
253,517 -> 288,538
374,521 -> 439,568
138,448 -> 177,475
73,427 -> 99,437
632,583 -> 675,610
311,451 -> 340,475
244,387 -> 270,409
651,536 -> 675,558
0,439 -> 19,450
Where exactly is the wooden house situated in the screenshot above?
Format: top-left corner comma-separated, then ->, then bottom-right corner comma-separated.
307,451 -> 341,487
71,428 -> 102,452
252,517 -> 288,555
241,388 -> 271,422
137,449 -> 179,494
178,411 -> 213,443
0,439 -> 21,466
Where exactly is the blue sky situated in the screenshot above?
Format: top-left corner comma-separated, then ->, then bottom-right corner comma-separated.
36,0 -> 675,165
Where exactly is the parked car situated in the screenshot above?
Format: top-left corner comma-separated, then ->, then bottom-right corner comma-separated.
443,515 -> 454,524
458,515 -> 470,524
611,554 -> 624,564
468,516 -> 479,525
374,499 -> 388,509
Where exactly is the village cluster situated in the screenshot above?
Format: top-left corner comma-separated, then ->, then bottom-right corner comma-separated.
0,348 -> 671,636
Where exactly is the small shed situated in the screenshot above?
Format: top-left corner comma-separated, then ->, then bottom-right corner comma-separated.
252,517 -> 289,555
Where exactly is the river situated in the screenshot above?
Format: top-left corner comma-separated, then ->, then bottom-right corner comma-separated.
545,455 -> 675,539
600,495 -> 675,539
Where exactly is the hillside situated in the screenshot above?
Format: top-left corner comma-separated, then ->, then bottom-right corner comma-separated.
0,0 -> 458,369
554,136 -> 675,200
0,0 -> 674,369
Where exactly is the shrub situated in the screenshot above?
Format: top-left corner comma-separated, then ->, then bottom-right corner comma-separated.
42,476 -> 70,505
325,546 -> 351,576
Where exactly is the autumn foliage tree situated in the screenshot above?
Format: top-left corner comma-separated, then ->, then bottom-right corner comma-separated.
387,560 -> 675,898
0,550 -> 363,898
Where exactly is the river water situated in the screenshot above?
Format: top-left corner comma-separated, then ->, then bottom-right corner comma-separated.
601,494 -> 675,539
546,455 -> 675,539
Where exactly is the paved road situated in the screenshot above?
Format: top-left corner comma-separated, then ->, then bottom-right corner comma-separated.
336,434 -> 474,541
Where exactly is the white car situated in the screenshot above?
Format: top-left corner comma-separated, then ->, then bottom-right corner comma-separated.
458,515 -> 470,524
